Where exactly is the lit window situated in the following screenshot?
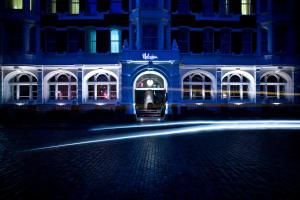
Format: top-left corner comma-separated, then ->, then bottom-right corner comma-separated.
87,30 -> 96,53
260,74 -> 287,100
48,73 -> 77,101
70,0 -> 80,14
9,0 -> 23,9
224,0 -> 230,15
110,29 -> 121,53
29,0 -> 32,10
87,73 -> 118,100
222,73 -> 250,100
241,0 -> 251,15
9,74 -> 38,101
182,73 -> 212,100
51,0 -> 56,13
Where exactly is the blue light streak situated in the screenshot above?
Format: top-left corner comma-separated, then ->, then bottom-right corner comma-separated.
23,120 -> 300,152
89,120 -> 300,132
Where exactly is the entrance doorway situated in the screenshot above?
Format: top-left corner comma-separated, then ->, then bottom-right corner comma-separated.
134,72 -> 167,120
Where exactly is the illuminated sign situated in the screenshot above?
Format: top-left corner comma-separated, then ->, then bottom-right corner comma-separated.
142,53 -> 158,60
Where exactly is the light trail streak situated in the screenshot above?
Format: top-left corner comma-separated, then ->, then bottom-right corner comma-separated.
23,121 -> 300,152
89,120 -> 300,132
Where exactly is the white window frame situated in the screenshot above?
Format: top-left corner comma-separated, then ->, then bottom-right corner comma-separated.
48,73 -> 77,101
87,73 -> 118,101
221,73 -> 250,100
260,74 -> 287,100
182,73 -> 213,100
9,74 -> 38,101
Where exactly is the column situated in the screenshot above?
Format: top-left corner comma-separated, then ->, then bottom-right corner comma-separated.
255,68 -> 260,103
35,25 -> 41,55
23,23 -> 31,53
216,68 -> 222,102
129,24 -> 133,50
77,68 -> 83,103
159,22 -> 164,50
37,69 -> 43,104
267,23 -> 273,55
256,26 -> 262,56
0,68 -> 2,104
136,19 -> 142,50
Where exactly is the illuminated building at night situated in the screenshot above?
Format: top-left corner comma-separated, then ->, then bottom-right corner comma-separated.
0,0 -> 299,119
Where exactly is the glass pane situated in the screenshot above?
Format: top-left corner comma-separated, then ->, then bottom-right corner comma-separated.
192,75 -> 203,82
110,85 -> 117,92
192,85 -> 203,100
222,85 -> 228,99
111,29 -> 120,53
267,85 -> 277,98
243,85 -> 249,99
71,0 -> 80,14
97,85 -> 108,100
71,85 -> 77,100
280,85 -> 285,99
97,74 -> 108,82
88,85 -> 94,100
230,75 -> 240,82
260,85 -> 265,98
19,85 -> 30,99
230,85 -> 240,99
19,75 -> 30,82
57,74 -> 69,82
88,30 -> 96,53
57,85 -> 68,100
205,85 -> 211,99
10,0 -> 23,9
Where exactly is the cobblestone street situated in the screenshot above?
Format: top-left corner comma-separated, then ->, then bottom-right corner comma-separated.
1,122 -> 300,200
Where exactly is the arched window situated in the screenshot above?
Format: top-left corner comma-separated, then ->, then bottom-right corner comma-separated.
222,73 -> 250,100
260,74 -> 287,99
183,73 -> 212,100
9,73 -> 38,101
87,73 -> 117,100
48,73 -> 77,100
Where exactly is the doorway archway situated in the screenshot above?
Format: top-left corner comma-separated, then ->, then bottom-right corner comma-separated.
133,71 -> 168,118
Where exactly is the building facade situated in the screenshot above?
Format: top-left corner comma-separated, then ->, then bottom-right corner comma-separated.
0,0 -> 299,118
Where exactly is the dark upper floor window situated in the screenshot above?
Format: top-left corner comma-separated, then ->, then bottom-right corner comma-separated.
261,28 -> 268,54
273,0 -> 288,13
274,25 -> 287,54
140,0 -> 159,9
260,0 -> 268,13
242,30 -> 252,54
142,25 -> 158,50
177,29 -> 189,52
177,0 -> 189,13
203,29 -> 214,53
29,27 -> 36,53
221,30 -> 231,54
6,24 -> 23,52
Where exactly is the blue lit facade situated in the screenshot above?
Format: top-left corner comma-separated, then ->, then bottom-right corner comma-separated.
0,0 -> 299,117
